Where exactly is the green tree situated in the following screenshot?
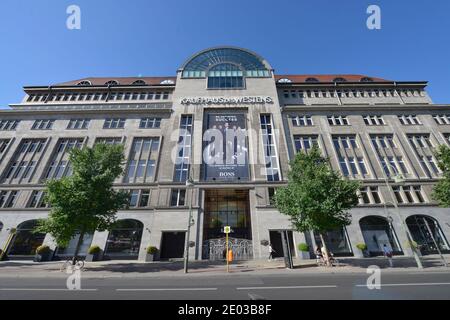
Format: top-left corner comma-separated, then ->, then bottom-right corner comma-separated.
273,146 -> 361,266
36,143 -> 129,264
432,144 -> 450,207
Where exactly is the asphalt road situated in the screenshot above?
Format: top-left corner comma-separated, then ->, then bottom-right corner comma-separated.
1,271 -> 450,300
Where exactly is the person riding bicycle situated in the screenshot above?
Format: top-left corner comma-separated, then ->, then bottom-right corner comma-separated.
315,245 -> 323,264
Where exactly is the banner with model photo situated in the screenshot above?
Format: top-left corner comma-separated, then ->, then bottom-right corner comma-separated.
203,113 -> 249,181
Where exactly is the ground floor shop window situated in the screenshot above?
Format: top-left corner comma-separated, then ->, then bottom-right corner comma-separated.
313,227 -> 353,257
104,219 -> 143,259
55,233 -> 93,257
8,220 -> 46,256
406,215 -> 450,255
359,216 -> 402,256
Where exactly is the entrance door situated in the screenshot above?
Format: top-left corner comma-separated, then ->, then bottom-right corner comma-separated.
160,232 -> 186,260
269,230 -> 295,258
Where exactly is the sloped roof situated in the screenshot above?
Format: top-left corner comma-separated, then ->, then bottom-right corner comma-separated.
55,77 -> 177,86
274,74 -> 390,83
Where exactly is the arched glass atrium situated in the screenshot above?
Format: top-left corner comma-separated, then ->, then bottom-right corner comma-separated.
181,47 -> 271,88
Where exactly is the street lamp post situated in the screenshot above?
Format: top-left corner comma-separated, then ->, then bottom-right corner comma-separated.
382,163 -> 423,269
184,176 -> 195,274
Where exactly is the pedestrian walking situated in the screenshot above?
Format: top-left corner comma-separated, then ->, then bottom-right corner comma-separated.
383,244 -> 394,267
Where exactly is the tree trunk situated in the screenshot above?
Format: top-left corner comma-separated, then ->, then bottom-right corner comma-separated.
319,233 -> 331,267
72,231 -> 85,265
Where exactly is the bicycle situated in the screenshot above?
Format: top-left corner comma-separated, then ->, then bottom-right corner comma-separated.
60,256 -> 85,272
316,253 -> 340,267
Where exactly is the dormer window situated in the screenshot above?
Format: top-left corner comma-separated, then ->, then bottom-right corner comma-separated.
76,80 -> 91,86
132,80 -> 146,85
305,77 -> 320,83
333,77 -> 347,83
277,78 -> 292,83
105,80 -> 119,86
360,77 -> 374,82
160,79 -> 175,85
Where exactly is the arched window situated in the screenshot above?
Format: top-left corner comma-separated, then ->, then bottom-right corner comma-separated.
7,220 -> 46,256
406,215 -> 450,255
77,80 -> 92,86
333,77 -> 347,83
360,77 -> 373,82
105,80 -> 119,86
181,47 -> 271,81
132,80 -> 146,85
207,63 -> 244,89
359,216 -> 402,256
305,77 -> 320,83
104,219 -> 143,259
277,78 -> 292,83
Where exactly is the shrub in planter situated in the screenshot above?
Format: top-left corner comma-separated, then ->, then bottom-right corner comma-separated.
145,246 -> 158,262
34,245 -> 52,262
356,243 -> 368,257
297,243 -> 309,252
86,245 -> 101,262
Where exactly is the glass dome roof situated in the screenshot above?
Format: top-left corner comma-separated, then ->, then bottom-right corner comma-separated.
181,47 -> 271,78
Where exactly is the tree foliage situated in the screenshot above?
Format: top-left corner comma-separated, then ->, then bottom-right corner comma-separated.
432,144 -> 450,207
36,143 -> 129,247
274,146 -> 361,233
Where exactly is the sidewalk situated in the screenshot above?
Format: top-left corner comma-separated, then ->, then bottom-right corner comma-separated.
0,255 -> 448,279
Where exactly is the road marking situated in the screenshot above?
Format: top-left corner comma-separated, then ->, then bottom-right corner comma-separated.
237,285 -> 337,290
0,288 -> 97,291
116,288 -> 218,291
356,282 -> 450,288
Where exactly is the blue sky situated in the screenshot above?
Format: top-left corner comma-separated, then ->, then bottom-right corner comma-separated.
1,0 -> 450,108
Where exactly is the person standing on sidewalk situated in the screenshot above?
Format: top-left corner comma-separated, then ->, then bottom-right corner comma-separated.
383,244 -> 394,267
268,243 -> 276,261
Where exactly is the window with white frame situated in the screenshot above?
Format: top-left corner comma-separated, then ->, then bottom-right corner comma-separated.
139,117 -> 161,129
363,115 -> 385,126
67,119 -> 90,130
260,115 -> 281,181
174,115 -> 193,182
2,139 -> 47,184
370,134 -> 409,177
0,190 -> 19,208
407,134 -> 440,176
27,190 -> 48,208
327,115 -> 349,126
95,137 -> 123,145
103,118 -> 126,129
127,189 -> 151,208
45,138 -> 84,180
392,185 -> 425,204
433,114 -> 450,125
32,119 -> 54,130
332,135 -> 368,177
125,137 -> 159,183
0,139 -> 12,163
358,186 -> 382,204
445,133 -> 450,145
170,189 -> 186,206
291,115 -> 313,127
398,115 -> 421,125
293,135 -> 318,153
0,120 -> 19,131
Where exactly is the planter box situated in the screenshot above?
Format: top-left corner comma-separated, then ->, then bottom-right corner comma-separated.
34,253 -> 51,262
299,251 -> 310,260
85,253 -> 100,262
145,253 -> 159,262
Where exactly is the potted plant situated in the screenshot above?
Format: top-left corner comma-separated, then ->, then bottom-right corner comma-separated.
297,243 -> 310,259
34,245 -> 52,262
86,245 -> 101,262
145,246 -> 158,262
356,243 -> 368,257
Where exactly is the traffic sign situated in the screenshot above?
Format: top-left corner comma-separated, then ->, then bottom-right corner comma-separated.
224,226 -> 231,234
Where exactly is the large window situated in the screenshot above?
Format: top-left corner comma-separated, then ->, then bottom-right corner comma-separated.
0,139 -> 12,163
207,63 -> 244,89
359,216 -> 402,256
294,135 -> 318,153
104,219 -> 143,259
7,220 -> 46,256
406,215 -> 450,255
0,190 -> 19,208
174,115 -> 193,182
45,138 -> 84,180
407,134 -> 440,177
0,120 -> 20,131
2,139 -> 47,184
313,228 -> 353,257
260,115 -> 280,181
333,135 -> 368,178
392,185 -> 426,204
124,138 -> 159,183
55,233 -> 93,257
